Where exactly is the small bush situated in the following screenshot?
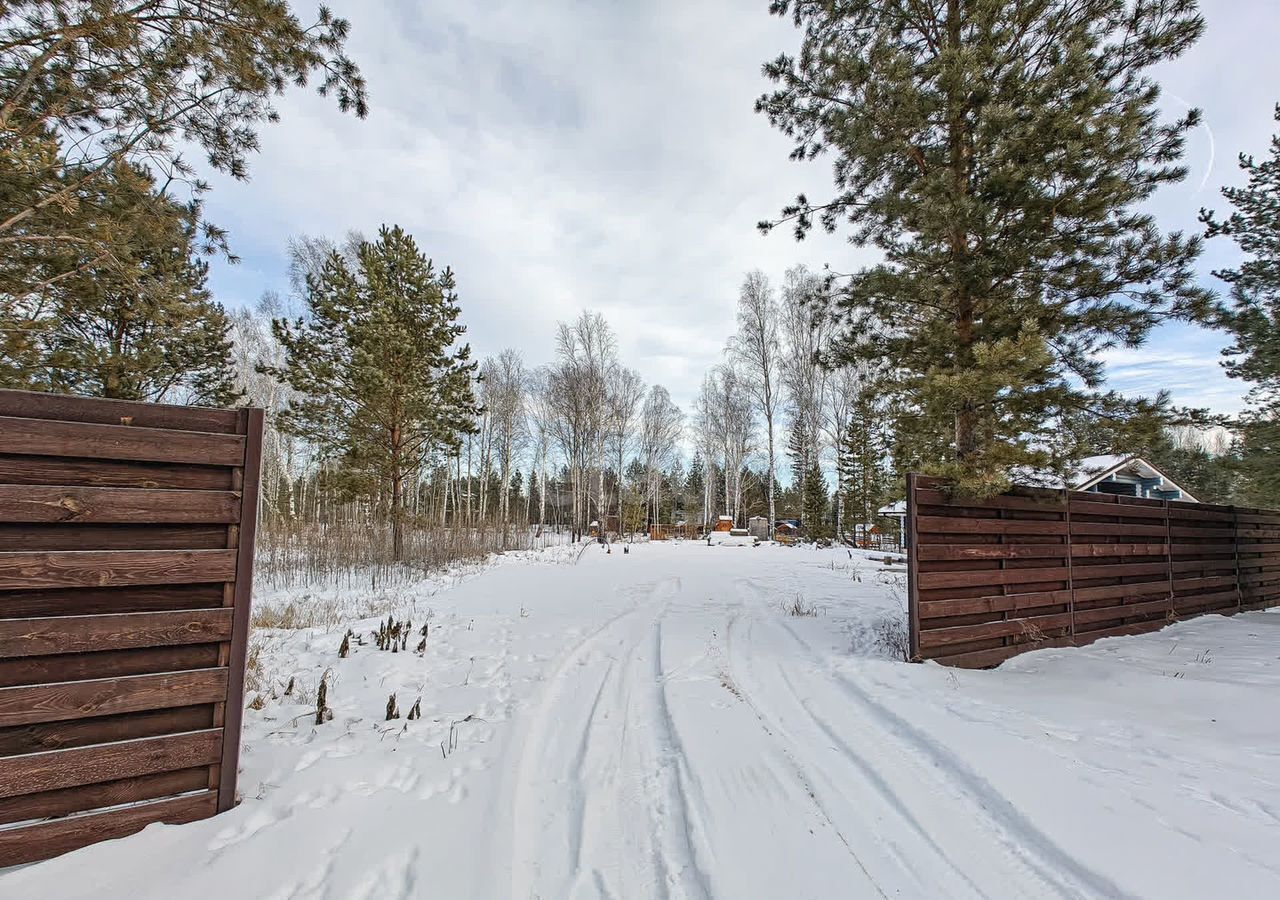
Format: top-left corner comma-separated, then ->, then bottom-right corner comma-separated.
783,595 -> 819,617
873,614 -> 911,661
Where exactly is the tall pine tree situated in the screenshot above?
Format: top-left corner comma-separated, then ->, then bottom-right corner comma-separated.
758,1 -> 1211,496
1201,105 -> 1280,507
266,226 -> 480,560
17,165 -> 238,405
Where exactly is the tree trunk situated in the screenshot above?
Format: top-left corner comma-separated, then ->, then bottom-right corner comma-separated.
766,422 -> 776,538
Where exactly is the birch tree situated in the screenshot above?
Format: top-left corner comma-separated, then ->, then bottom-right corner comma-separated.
729,270 -> 782,537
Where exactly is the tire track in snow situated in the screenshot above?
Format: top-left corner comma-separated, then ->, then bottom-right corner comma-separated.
647,612 -> 713,900
722,612 -> 892,900
508,581 -> 661,899
509,576 -> 710,900
773,616 -> 1136,900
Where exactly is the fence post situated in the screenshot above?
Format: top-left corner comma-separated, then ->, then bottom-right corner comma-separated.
906,472 -> 920,662
1064,486 -> 1076,643
218,406 -> 264,812
1232,503 -> 1243,614
1164,499 -> 1175,623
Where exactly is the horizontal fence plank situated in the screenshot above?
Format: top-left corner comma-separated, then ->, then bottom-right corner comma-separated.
0,644 -> 221,690
0,486 -> 239,525
919,612 -> 1075,650
0,766 -> 209,827
1072,597 -> 1173,625
916,516 -> 1066,535
1071,542 -> 1168,557
1067,499 -> 1169,519
0,704 -> 215,757
0,790 -> 217,868
0,609 -> 233,659
0,416 -> 244,467
0,549 -> 236,590
0,389 -> 240,434
0,583 -> 225,618
0,729 -> 221,799
0,669 -> 228,728
918,589 -> 1073,619
0,524 -> 230,552
0,455 -> 232,491
915,543 -> 1067,561
916,565 -> 1070,590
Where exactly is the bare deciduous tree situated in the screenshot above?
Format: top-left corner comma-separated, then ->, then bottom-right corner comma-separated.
729,270 -> 782,537
639,385 -> 684,527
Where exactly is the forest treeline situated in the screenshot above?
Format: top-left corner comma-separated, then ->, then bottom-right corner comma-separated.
2,2 -> 1279,575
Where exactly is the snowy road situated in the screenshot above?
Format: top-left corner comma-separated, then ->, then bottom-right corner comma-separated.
5,543 -> 1280,899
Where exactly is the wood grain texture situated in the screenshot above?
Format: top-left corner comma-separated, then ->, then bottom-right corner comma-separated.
0,388 -> 240,433
0,791 -> 217,868
0,416 -> 244,466
0,668 -> 228,728
0,523 -> 230,552
0,485 -> 240,524
909,477 -> 1280,668
0,583 -> 225,618
0,729 -> 221,799
219,406 -> 263,813
0,609 -> 233,658
0,548 -> 236,590
0,704 -> 215,756
0,454 -> 232,490
0,765 -> 209,826
0,391 -> 262,866
0,643 -> 221,689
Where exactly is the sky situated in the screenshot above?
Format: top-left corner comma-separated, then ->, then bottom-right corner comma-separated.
200,0 -> 1280,418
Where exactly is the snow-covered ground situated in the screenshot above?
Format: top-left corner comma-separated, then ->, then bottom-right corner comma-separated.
5,542 -> 1279,899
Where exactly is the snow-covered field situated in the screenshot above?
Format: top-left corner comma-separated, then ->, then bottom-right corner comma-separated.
5,542 -> 1279,899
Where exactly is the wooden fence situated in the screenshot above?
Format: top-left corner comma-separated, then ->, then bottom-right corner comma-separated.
906,473 -> 1280,668
0,389 -> 263,866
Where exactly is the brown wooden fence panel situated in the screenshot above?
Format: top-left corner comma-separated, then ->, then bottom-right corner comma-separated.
0,389 -> 262,867
906,473 -> 1280,668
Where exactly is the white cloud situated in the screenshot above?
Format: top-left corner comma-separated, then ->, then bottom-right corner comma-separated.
200,0 -> 1271,417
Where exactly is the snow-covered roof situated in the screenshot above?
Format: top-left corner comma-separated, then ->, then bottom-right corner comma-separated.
1016,455 -> 1199,502
717,515 -> 733,521
878,501 -> 907,517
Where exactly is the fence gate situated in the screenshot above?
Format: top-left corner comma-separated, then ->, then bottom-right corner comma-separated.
0,390 -> 263,866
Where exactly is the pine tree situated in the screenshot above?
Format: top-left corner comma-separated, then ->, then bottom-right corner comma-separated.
0,2 -> 365,305
265,226 -> 480,560
13,166 -> 238,405
758,1 -> 1211,496
1201,106 -> 1280,507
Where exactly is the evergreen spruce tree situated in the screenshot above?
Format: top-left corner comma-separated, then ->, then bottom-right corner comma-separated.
265,226 -> 480,560
528,471 -> 542,525
14,166 -> 238,405
800,462 -> 829,539
838,390 -> 893,537
758,1 -> 1211,496
788,421 -> 829,536
686,452 -> 706,523
1201,106 -> 1280,507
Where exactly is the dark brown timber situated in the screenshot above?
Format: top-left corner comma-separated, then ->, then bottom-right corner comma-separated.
0,389 -> 261,866
906,475 -> 1280,668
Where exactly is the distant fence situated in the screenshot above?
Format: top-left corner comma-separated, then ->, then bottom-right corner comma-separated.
906,474 -> 1280,668
0,389 -> 262,866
